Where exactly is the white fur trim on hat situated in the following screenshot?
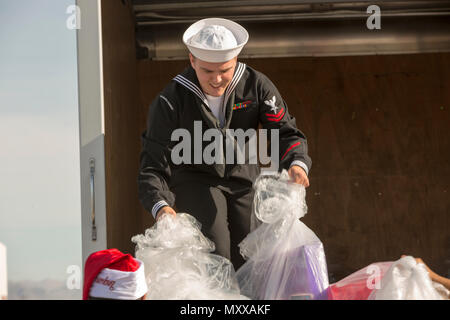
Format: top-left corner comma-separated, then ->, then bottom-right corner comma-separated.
183,18 -> 249,63
89,259 -> 148,300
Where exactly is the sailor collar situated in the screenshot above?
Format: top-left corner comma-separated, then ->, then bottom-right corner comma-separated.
173,62 -> 246,108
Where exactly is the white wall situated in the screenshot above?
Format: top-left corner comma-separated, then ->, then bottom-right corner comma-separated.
0,242 -> 7,299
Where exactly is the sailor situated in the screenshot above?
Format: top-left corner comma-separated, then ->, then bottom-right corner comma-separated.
138,18 -> 312,269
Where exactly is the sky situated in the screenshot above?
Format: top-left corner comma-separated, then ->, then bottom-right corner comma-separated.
0,0 -> 82,293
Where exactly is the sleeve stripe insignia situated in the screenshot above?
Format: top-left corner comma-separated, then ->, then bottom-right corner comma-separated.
281,142 -> 302,161
266,108 -> 285,122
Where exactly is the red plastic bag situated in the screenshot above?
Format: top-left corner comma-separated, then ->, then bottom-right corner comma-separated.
328,262 -> 393,300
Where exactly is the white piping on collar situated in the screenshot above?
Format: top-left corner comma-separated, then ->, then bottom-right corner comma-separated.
225,62 -> 246,104
173,62 -> 246,106
159,95 -> 174,111
173,75 -> 208,105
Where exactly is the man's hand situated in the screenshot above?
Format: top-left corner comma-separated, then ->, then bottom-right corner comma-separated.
288,165 -> 310,187
155,206 -> 177,221
400,255 -> 450,290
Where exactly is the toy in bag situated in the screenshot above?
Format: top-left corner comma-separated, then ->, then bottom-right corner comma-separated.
132,213 -> 248,300
327,262 -> 393,300
236,171 -> 330,300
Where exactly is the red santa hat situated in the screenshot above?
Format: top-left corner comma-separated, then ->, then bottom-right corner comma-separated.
83,248 -> 148,300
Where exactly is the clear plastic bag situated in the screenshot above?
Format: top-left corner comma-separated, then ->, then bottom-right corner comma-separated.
433,282 -> 450,300
369,256 -> 446,300
236,171 -> 330,300
132,213 -> 248,300
328,262 -> 393,300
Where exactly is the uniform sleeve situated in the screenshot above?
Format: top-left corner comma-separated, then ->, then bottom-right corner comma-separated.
258,74 -> 312,174
138,92 -> 178,218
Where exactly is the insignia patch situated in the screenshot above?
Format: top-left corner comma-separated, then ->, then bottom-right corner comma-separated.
233,100 -> 252,110
264,96 -> 279,114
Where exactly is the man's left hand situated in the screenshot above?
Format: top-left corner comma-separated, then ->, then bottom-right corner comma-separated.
288,165 -> 310,187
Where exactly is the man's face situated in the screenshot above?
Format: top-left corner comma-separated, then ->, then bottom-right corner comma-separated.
190,54 -> 237,97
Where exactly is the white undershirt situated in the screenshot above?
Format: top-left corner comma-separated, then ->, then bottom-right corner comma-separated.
205,93 -> 225,128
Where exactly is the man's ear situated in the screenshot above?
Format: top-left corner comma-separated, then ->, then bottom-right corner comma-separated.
189,53 -> 196,70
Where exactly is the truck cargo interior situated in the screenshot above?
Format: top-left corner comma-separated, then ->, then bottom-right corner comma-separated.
95,0 -> 450,281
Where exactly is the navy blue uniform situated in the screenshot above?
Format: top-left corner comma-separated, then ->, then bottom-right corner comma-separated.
138,63 -> 311,269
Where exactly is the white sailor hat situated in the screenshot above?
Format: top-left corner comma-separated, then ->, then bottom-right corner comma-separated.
183,18 -> 249,63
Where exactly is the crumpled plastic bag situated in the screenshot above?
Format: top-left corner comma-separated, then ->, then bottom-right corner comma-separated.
131,213 -> 248,300
432,282 -> 450,300
236,171 -> 330,300
328,262 -> 393,300
369,256 -> 446,300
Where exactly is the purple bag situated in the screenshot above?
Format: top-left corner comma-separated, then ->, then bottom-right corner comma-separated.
236,172 -> 329,300
283,243 -> 329,300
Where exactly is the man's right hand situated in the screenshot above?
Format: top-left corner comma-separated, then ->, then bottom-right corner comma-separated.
155,206 -> 177,221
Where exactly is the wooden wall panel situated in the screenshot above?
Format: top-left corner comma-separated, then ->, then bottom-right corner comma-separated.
101,0 -> 142,255
137,53 -> 450,281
